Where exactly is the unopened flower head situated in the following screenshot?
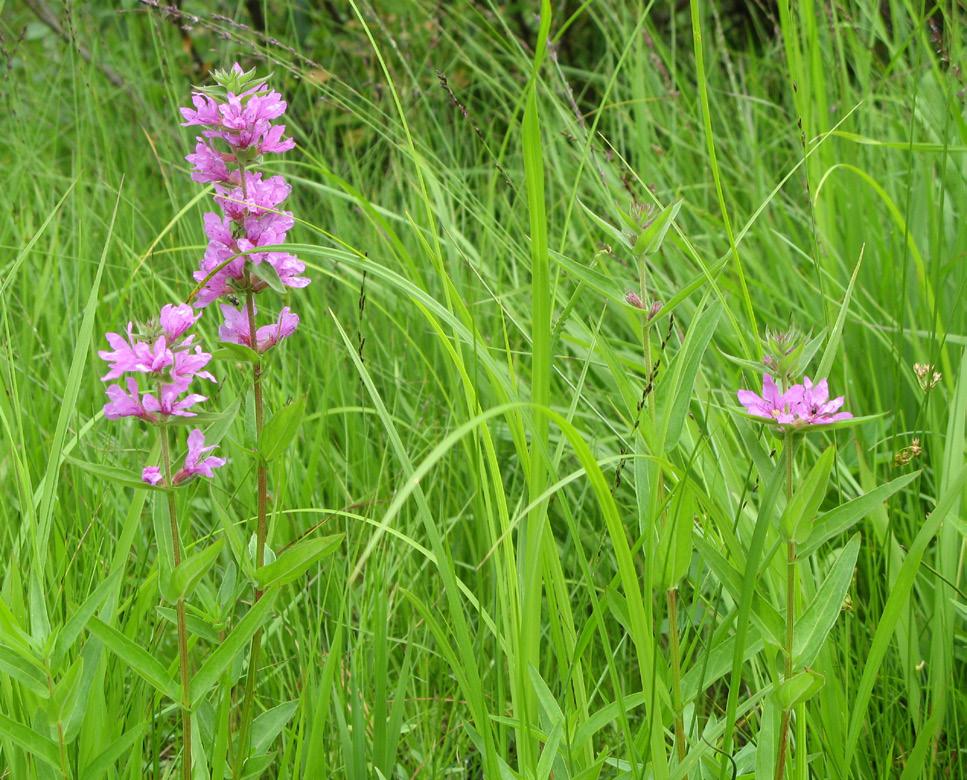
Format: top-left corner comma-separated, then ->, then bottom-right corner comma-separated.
913,362 -> 941,392
624,291 -> 662,320
762,326 -> 813,386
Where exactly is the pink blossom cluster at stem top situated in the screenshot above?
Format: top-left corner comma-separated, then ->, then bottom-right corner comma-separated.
181,62 -> 308,355
738,374 -> 853,428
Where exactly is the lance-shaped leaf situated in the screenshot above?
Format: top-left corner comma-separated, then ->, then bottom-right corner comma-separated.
632,199 -> 682,256
775,669 -> 825,709
254,534 -> 343,590
0,712 -> 61,769
190,589 -> 279,705
52,568 -> 122,668
166,539 -> 225,603
794,534 -> 861,668
88,618 -> 179,701
81,722 -> 148,779
658,301 -> 721,452
259,396 -> 307,462
800,471 -> 918,556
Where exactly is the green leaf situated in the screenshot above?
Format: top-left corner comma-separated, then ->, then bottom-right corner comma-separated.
781,446 -> 835,541
553,251 -> 626,303
775,669 -> 825,709
242,753 -> 277,778
658,301 -> 721,451
167,540 -> 224,602
844,466 -> 967,764
657,484 -> 695,590
88,618 -> 179,701
190,590 -> 279,705
578,200 -> 634,250
212,342 -> 262,364
156,607 -> 220,643
254,534 -> 343,589
0,599 -> 35,658
801,471 -> 919,556
81,722 -> 148,779
0,645 -> 48,698
52,568 -> 122,668
0,712 -> 61,769
251,700 -> 299,754
251,260 -> 286,293
259,396 -> 307,462
49,656 -> 84,723
632,199 -> 682,256
815,248 -> 863,380
29,571 -> 51,649
794,535 -> 860,668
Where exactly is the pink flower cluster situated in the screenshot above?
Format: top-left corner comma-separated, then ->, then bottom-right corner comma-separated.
182,63 -> 308,346
738,374 -> 853,428
142,429 -> 226,486
99,304 -> 214,421
98,304 -> 226,486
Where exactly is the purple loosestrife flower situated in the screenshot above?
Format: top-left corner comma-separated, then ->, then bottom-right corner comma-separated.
214,172 -> 291,221
218,303 -> 299,353
182,65 -> 309,358
181,63 -> 294,184
142,466 -> 162,486
792,377 -> 852,425
104,377 -> 152,421
141,429 -> 226,486
738,374 -> 799,424
99,304 -> 215,422
160,303 -> 201,340
738,374 -> 853,429
191,211 -> 308,307
186,140 -> 233,183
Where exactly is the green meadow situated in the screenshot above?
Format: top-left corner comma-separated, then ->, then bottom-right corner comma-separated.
1,1 -> 964,777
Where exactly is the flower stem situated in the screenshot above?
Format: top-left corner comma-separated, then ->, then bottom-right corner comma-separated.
667,588 -> 687,765
160,423 -> 193,780
46,672 -> 69,779
235,286 -> 267,774
775,432 -> 797,780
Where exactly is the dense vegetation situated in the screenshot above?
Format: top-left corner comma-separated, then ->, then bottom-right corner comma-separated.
1,1 -> 964,777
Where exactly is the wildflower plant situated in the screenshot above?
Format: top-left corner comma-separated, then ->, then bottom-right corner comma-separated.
90,63 -> 340,778
97,302 -> 224,777
179,62 -> 337,772
732,331 -> 867,778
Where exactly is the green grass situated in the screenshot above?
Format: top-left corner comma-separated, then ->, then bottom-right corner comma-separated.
1,1 -> 965,777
